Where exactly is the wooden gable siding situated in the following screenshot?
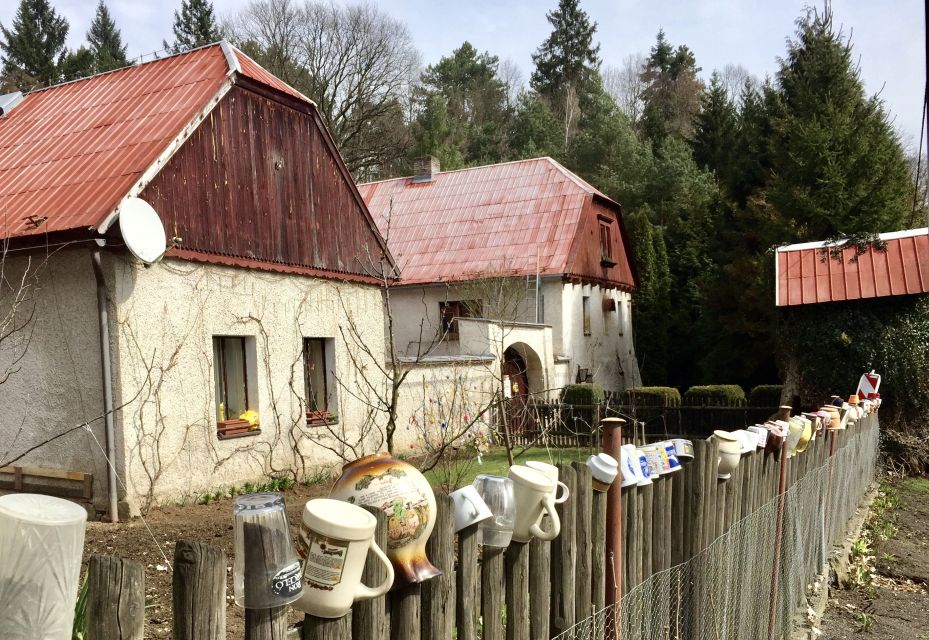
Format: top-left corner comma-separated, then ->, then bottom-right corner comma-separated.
141,85 -> 384,278
564,198 -> 636,290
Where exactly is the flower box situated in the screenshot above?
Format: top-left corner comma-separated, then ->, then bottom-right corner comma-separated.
306,410 -> 338,426
217,419 -> 260,440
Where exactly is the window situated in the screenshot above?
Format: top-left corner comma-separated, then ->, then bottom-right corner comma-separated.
304,338 -> 336,424
439,300 -> 482,340
599,220 -> 616,266
213,336 -> 259,439
582,296 -> 591,336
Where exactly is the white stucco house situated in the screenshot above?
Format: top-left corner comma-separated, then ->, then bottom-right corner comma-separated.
0,44 -> 393,516
358,157 -> 641,443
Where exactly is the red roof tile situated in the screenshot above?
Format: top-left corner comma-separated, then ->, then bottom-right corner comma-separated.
357,158 -> 622,285
775,229 -> 929,306
0,42 -> 313,242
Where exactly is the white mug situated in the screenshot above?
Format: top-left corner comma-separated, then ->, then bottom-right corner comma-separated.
449,485 -> 493,532
293,499 -> 394,618
508,465 -> 561,543
525,460 -> 570,504
587,453 -> 619,492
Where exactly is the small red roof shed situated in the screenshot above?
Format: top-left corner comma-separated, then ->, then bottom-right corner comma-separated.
775,228 -> 929,306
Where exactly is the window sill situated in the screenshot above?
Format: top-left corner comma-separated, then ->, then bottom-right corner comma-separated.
306,411 -> 338,427
217,420 -> 261,440
600,258 -> 616,267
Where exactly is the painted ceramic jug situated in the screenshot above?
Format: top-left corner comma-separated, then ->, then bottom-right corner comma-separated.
329,453 -> 441,588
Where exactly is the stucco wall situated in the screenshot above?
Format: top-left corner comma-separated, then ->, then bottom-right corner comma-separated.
0,250 -> 109,503
558,282 -> 640,393
108,254 -> 388,513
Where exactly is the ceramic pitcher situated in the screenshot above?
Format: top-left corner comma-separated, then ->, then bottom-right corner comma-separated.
293,499 -> 393,618
508,465 -> 560,543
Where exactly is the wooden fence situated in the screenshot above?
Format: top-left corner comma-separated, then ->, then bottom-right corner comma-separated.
83,414 -> 879,640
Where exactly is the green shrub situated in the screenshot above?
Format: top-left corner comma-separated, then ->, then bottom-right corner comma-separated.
561,383 -> 605,406
683,385 -> 746,406
620,386 -> 682,406
749,384 -> 784,406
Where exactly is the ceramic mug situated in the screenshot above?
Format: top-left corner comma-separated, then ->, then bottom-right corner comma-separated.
633,448 -> 653,486
507,465 -> 560,543
449,485 -> 493,532
587,453 -> 620,491
659,441 -> 682,472
712,430 -> 742,480
525,461 -> 570,504
747,425 -> 768,448
293,499 -> 393,618
672,438 -> 694,461
618,446 -> 640,488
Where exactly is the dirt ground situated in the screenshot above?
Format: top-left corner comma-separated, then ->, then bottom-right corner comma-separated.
82,482 -> 328,639
817,477 -> 929,639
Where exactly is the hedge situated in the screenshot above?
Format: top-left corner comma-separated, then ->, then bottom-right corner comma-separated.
561,383 -> 605,406
619,386 -> 682,407
749,384 -> 783,407
683,385 -> 746,406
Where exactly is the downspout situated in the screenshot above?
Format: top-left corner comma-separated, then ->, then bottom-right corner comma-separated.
91,242 -> 119,523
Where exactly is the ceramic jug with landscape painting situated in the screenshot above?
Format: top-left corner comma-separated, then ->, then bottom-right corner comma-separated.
329,453 -> 441,589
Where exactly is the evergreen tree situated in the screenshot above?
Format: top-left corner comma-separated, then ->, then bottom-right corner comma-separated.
412,93 -> 464,170
626,209 -> 671,384
692,72 -> 737,179
88,0 -> 128,72
639,29 -> 703,144
530,0 -> 600,147
507,91 -> 563,160
165,0 -> 221,53
0,0 -> 69,89
768,7 -> 909,239
727,78 -> 776,206
59,46 -> 94,81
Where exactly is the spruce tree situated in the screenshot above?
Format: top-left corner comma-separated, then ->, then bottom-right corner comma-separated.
530,0 -> 600,98
165,0 -> 221,53
639,30 -> 703,144
0,0 -> 69,89
768,7 -> 909,238
59,46 -> 94,81
88,0 -> 128,72
692,72 -> 737,179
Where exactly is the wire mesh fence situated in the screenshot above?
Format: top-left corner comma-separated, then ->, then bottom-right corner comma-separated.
553,421 -> 879,640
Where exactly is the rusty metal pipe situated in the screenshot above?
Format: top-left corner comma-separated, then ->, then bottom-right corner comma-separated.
602,417 -> 624,638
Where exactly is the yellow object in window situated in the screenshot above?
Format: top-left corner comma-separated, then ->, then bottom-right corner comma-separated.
239,410 -> 260,429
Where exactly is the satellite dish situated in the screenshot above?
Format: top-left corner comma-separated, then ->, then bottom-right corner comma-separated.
118,197 -> 167,265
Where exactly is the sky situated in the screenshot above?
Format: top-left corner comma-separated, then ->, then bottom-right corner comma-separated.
2,0 -> 925,146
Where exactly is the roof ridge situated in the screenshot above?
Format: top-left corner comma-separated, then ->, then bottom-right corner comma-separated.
358,156 -> 557,186
25,42 -> 226,96
777,227 -> 929,252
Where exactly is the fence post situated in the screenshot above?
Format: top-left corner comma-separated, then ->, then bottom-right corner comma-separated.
303,615 -> 351,640
173,540 -> 226,640
767,438 -> 790,640
481,547 -> 506,640
601,417 -> 623,614
243,523 -> 289,640
390,585 -> 421,640
573,462 -> 593,620
529,536 -> 552,639
505,542 -> 530,640
352,508 -> 389,640
550,464 -> 577,635
422,494 -> 455,639
457,523 -> 481,640
87,555 -> 145,640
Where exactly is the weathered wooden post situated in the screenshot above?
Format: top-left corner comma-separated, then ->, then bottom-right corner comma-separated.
243,523 -> 289,640
529,535 -> 551,639
550,464 -> 577,635
422,493 -> 454,639
481,547 -> 506,640
573,462 -> 593,620
601,417 -> 624,617
767,437 -> 790,640
505,541 -> 530,640
390,584 -> 421,640
87,555 -> 145,640
352,508 -> 390,640
457,523 -> 481,640
173,540 -> 226,640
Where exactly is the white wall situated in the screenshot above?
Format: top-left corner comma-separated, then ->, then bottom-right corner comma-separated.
558,282 -> 640,393
107,254 -> 388,513
0,250 -> 109,503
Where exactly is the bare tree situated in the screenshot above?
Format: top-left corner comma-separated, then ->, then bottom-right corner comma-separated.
718,63 -> 757,106
602,54 -> 646,124
497,58 -> 525,111
227,0 -> 420,178
0,249 -> 37,387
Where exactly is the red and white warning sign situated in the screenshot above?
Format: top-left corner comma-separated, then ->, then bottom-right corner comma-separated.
857,371 -> 881,398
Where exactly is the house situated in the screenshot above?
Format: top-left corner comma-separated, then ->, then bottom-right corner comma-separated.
357,157 -> 641,433
0,43 -> 392,516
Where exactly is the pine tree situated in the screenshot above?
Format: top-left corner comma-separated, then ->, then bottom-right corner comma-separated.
530,0 -> 600,97
692,72 -> 737,178
626,208 -> 671,384
88,0 -> 128,72
165,0 -> 221,53
507,91 -> 563,160
768,7 -> 909,238
0,0 -> 69,89
59,46 -> 95,81
639,30 -> 703,144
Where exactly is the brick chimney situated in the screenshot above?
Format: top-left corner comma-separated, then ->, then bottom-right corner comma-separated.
412,156 -> 440,183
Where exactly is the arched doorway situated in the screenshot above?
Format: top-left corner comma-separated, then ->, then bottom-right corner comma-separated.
502,343 -> 544,435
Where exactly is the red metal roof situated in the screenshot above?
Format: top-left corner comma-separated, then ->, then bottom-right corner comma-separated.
775,229 -> 929,306
0,43 -> 312,242
357,157 -> 632,286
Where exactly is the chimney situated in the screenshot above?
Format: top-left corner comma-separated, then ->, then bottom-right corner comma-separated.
412,156 -> 440,183
0,92 -> 24,117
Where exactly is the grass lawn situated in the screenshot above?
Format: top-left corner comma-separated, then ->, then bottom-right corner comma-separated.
424,445 -> 593,488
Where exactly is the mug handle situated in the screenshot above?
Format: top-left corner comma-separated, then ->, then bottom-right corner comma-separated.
554,480 -> 570,504
464,492 -> 483,518
530,496 -> 560,541
354,540 -> 395,602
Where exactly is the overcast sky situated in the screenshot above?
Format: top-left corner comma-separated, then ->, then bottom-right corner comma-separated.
2,0 -> 925,146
